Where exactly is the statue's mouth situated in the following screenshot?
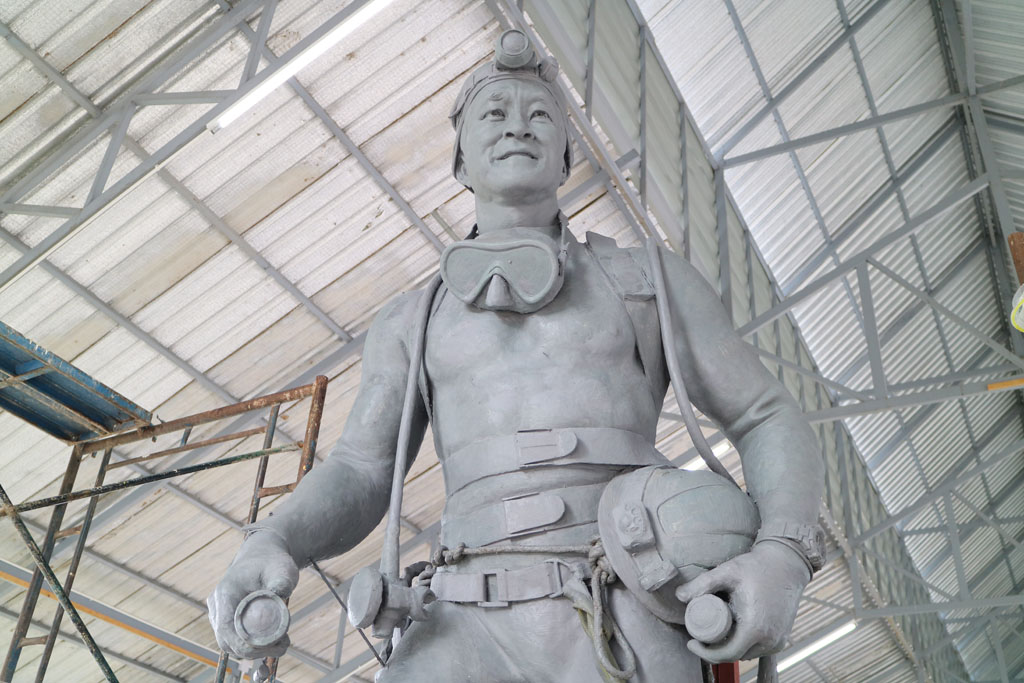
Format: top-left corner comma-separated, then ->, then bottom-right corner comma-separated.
497,150 -> 538,160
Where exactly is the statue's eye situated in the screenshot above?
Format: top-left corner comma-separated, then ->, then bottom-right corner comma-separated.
531,110 -> 550,120
486,108 -> 505,119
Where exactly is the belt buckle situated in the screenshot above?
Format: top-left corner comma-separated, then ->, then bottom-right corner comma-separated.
477,569 -> 510,608
544,560 -> 565,599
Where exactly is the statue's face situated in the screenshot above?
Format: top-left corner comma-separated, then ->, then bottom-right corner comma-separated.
455,79 -> 568,203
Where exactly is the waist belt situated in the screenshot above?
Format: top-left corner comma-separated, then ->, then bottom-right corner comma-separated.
431,560 -> 587,607
443,427 -> 666,494
443,482 -> 606,547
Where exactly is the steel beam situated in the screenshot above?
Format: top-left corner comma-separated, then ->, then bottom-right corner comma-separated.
0,605 -> 183,682
715,168 -> 731,318
869,258 -> 1024,370
805,375 -> 1024,423
722,0 -> 870,350
887,363 -> 1018,393
713,0 -> 896,157
0,0 -> 265,205
583,0 -> 596,119
902,514 -> 1024,538
857,264 -> 887,397
0,203 -> 78,218
0,0 -> 379,293
738,176 -> 989,337
783,121 -> 957,294
936,0 -> 1024,364
865,352 -> 1012,468
857,595 -> 1024,619
754,348 -> 871,400
836,239 -> 989,391
723,93 -> 966,168
943,493 -> 973,600
919,473 -> 1024,577
0,20 -> 356,346
853,437 -> 1024,545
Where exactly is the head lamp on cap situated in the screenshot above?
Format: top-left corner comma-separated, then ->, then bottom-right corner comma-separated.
449,29 -> 572,188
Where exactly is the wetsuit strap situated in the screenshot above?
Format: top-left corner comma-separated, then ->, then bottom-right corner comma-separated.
443,427 -> 668,495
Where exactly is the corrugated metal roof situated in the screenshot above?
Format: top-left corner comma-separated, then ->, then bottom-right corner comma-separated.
0,0 -> 1022,680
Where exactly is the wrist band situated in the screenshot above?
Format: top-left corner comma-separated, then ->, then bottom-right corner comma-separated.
754,537 -> 814,576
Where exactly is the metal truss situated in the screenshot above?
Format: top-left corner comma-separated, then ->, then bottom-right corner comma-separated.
0,0 -> 445,303
1,0 -> 1019,680
0,3 -> 451,676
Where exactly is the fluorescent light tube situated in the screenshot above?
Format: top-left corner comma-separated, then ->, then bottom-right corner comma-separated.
683,440 -> 731,470
211,0 -> 395,131
682,456 -> 706,470
777,621 -> 856,672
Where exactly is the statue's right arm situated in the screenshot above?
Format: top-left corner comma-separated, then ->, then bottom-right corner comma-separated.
207,291 -> 428,658
257,290 -> 428,563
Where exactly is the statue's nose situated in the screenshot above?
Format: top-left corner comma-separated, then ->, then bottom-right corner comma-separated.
503,115 -> 533,139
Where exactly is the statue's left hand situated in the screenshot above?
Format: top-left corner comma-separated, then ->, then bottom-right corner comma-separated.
674,541 -> 811,663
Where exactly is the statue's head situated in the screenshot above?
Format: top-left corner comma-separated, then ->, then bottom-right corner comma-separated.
449,30 -> 573,201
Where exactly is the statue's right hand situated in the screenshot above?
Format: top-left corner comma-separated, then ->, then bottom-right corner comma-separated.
207,530 -> 299,660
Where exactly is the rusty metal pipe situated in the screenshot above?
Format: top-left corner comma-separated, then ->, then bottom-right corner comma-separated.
246,405 -> 280,525
0,481 -> 117,682
34,448 -> 113,682
1,444 -> 301,517
78,383 -> 317,454
1,445 -> 83,680
297,376 -> 329,481
106,426 -> 268,471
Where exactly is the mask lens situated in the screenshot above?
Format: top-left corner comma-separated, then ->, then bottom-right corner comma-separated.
498,243 -> 556,300
443,246 -> 498,300
440,235 -> 562,306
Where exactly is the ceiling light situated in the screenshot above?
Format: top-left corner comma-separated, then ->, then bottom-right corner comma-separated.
682,455 -> 706,470
210,0 -> 395,131
777,621 -> 856,672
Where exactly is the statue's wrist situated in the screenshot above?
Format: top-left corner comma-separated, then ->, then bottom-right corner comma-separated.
240,523 -> 292,559
754,519 -> 826,576
753,537 -> 813,582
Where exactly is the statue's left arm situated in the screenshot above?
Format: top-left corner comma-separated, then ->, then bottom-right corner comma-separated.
655,247 -> 825,662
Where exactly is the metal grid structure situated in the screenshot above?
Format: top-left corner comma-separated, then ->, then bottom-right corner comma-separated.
0,0 -> 1021,680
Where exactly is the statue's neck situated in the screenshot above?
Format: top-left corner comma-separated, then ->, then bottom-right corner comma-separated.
473,196 -> 560,240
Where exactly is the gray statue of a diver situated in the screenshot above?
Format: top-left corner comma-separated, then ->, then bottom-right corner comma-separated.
208,30 -> 826,682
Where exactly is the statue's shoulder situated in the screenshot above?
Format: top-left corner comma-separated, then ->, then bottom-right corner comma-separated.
369,289 -> 427,348
584,231 -> 655,302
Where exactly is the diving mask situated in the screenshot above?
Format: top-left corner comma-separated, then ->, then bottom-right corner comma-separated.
440,219 -> 569,314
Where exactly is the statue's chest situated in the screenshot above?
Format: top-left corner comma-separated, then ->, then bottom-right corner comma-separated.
425,256 -> 636,378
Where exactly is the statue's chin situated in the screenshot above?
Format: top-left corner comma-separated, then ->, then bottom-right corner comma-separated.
484,181 -> 559,205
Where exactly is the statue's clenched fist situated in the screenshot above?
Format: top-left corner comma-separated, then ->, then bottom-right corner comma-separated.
675,542 -> 811,663
207,530 -> 299,660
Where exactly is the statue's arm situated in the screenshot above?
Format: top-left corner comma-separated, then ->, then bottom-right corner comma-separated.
657,247 -> 823,534
658,247 -> 824,661
207,292 -> 427,659
259,290 -> 429,565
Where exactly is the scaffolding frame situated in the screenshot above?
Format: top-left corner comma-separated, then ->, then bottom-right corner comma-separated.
0,376 -> 329,683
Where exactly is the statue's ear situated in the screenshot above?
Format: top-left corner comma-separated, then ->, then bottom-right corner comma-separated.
559,147 -> 571,187
454,149 -> 472,190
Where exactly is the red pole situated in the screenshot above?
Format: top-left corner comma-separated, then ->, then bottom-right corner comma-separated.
711,662 -> 740,683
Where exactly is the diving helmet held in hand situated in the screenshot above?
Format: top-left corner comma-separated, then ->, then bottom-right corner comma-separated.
597,465 -> 759,624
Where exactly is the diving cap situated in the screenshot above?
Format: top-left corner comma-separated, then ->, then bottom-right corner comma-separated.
449,29 -> 573,188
